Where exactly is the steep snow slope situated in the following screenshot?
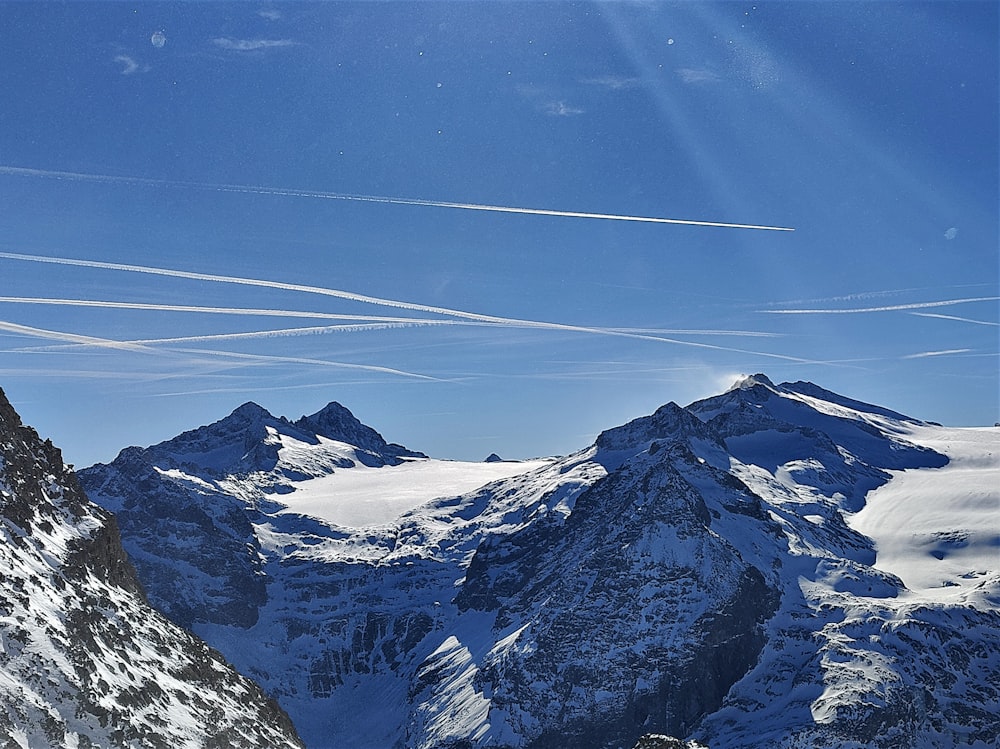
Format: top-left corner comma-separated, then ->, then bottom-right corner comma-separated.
80,379 -> 1000,749
687,376 -> 999,749
0,387 -> 303,748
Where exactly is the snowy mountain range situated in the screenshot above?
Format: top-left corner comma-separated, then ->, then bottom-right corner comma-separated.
13,374 -> 1000,748
0,387 -> 304,748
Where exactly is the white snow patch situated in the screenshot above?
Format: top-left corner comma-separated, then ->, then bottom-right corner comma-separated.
849,425 -> 999,606
276,458 -> 554,527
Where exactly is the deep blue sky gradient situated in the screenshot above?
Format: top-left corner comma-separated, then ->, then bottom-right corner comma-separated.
1,2 -> 996,466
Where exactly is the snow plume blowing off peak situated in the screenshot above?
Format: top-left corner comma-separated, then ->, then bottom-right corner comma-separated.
727,372 -> 777,391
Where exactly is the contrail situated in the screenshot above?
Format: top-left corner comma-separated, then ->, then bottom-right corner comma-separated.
164,347 -> 444,380
125,321 -> 459,345
0,251 -> 820,363
0,319 -> 152,352
0,296 -> 463,324
759,297 -> 1000,314
0,295 -> 784,338
0,318 -> 442,381
911,312 -> 1000,327
0,165 -> 795,232
902,348 -> 973,359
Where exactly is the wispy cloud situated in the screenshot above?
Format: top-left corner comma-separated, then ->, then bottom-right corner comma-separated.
677,68 -> 720,84
760,297 -> 999,314
911,312 -> 1000,327
212,37 -> 297,51
257,9 -> 282,21
902,349 -> 973,359
543,101 -> 584,117
113,55 -> 144,75
581,75 -> 640,90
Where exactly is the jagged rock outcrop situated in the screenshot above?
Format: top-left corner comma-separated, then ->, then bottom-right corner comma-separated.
0,386 -> 303,748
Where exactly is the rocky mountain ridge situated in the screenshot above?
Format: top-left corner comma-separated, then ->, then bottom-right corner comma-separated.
78,378 -> 1000,748
0,386 -> 304,748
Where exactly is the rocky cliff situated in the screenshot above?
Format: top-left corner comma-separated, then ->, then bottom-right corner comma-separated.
0,386 -> 304,748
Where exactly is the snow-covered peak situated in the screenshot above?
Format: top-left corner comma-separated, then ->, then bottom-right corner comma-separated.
727,372 -> 776,391
594,401 -> 724,469
294,401 -> 426,464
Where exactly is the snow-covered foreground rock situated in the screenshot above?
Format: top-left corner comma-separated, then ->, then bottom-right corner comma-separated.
0,387 -> 303,748
79,377 -> 999,749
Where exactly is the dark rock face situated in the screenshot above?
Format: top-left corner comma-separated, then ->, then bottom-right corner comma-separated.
632,736 -> 707,749
452,441 -> 781,749
0,386 -> 303,748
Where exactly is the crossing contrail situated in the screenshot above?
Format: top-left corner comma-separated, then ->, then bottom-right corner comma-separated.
0,296 -> 464,324
0,165 -> 796,232
0,251 -> 819,363
0,318 -> 443,381
0,319 -> 151,352
125,321 -> 459,345
0,296 -> 783,338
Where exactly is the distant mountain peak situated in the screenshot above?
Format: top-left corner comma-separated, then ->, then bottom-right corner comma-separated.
229,400 -> 275,421
595,400 -> 722,459
295,401 -> 426,463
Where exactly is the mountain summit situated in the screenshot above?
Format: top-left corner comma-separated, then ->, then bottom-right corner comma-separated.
79,380 -> 1000,748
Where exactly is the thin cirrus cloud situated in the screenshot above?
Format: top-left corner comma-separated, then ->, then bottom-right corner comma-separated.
543,101 -> 585,117
113,55 -> 143,75
581,75 -> 640,90
212,37 -> 297,51
676,68 -> 721,84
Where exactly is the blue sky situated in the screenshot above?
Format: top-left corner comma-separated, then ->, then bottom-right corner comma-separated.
0,1 -> 997,467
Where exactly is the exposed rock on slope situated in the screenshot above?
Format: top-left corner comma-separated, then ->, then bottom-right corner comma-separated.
0,387 -> 303,748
